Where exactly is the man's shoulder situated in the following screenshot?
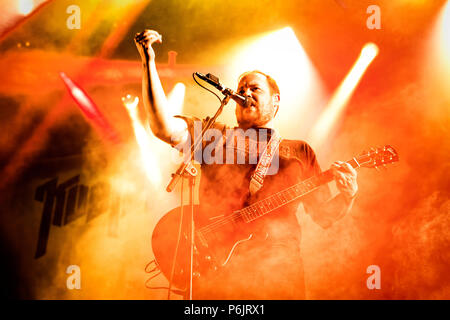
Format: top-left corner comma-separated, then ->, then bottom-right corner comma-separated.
280,139 -> 314,152
280,139 -> 317,161
175,115 -> 228,132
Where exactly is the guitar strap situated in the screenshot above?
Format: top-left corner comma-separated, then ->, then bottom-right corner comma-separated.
249,129 -> 282,195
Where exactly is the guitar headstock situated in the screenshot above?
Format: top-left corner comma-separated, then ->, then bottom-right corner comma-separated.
356,145 -> 399,169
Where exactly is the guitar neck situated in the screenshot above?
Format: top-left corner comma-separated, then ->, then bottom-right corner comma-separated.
197,146 -> 397,235
238,157 -> 361,223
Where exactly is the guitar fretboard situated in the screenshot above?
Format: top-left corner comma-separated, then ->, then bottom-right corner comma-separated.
197,146 -> 397,236
238,158 -> 359,223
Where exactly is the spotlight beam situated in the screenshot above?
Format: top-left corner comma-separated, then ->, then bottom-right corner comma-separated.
0,0 -> 53,41
224,27 -> 325,138
122,95 -> 162,186
98,0 -> 150,58
59,72 -> 121,144
309,43 -> 379,149
166,83 -> 186,117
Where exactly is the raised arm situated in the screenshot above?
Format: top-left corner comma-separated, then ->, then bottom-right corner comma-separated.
134,30 -> 188,147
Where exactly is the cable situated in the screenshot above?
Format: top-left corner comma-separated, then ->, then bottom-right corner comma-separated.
167,177 -> 185,300
193,73 -> 222,103
145,260 -> 159,273
144,261 -> 184,295
144,260 -> 167,290
145,271 -> 166,290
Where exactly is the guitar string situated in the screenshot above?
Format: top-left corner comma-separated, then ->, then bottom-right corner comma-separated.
197,186 -> 295,235
198,177 -> 319,235
197,157 -> 366,235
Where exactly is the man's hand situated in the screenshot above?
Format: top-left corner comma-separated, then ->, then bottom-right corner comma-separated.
330,161 -> 358,202
134,29 -> 162,62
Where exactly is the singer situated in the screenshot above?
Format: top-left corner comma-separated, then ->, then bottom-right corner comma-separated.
134,29 -> 358,299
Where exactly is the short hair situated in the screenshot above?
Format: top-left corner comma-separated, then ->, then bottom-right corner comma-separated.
238,70 -> 280,97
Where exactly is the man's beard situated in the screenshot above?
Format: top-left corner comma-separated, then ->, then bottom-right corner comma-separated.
238,107 -> 273,128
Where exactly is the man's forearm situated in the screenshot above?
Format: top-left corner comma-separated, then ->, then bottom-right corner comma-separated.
314,192 -> 355,228
141,59 -> 188,147
141,59 -> 172,142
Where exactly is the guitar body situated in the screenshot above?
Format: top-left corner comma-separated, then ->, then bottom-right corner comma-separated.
151,205 -> 254,291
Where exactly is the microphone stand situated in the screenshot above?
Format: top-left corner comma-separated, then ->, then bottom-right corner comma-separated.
166,93 -> 232,300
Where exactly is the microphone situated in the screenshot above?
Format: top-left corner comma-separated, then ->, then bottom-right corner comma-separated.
195,72 -> 249,107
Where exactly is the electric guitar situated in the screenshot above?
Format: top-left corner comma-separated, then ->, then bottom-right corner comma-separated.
151,145 -> 399,290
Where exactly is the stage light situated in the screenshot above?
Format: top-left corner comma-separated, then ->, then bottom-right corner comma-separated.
309,43 -> 379,149
223,27 -> 326,139
18,0 -> 34,15
444,2 -> 450,54
435,1 -> 450,73
60,72 -> 103,120
167,83 -> 186,117
360,43 -> 379,62
59,72 -> 120,143
426,0 -> 450,100
122,95 -> 162,186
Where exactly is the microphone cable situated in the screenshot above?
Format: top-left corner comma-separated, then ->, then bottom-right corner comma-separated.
192,73 -> 222,103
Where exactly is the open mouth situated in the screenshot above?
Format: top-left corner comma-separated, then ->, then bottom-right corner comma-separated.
244,100 -> 256,108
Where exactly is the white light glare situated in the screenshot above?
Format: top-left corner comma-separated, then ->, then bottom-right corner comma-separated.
309,43 -> 379,149
18,0 -> 34,15
122,95 -> 162,185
